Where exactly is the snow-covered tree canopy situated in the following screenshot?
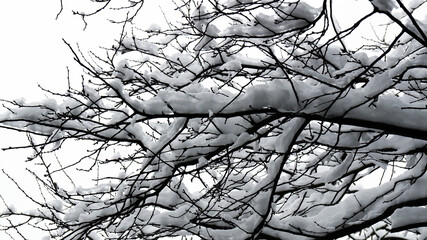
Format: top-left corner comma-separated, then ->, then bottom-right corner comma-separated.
1,0 -> 427,239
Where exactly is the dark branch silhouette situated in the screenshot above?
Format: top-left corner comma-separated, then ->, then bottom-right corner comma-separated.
1,0 -> 427,239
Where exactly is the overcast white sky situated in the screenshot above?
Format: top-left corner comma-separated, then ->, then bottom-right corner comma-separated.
0,1 -> 145,238
0,0 -> 372,164
0,0 -> 173,230
0,0 -> 374,100
0,1 -> 78,238
1,0 -> 64,100
0,0 -> 393,238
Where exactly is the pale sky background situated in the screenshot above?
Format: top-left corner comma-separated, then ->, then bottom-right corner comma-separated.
0,2 -> 62,238
0,1 -> 163,238
0,0 -> 395,239
0,1 -> 109,238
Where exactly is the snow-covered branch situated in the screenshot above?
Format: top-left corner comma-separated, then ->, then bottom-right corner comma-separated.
1,0 -> 427,239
